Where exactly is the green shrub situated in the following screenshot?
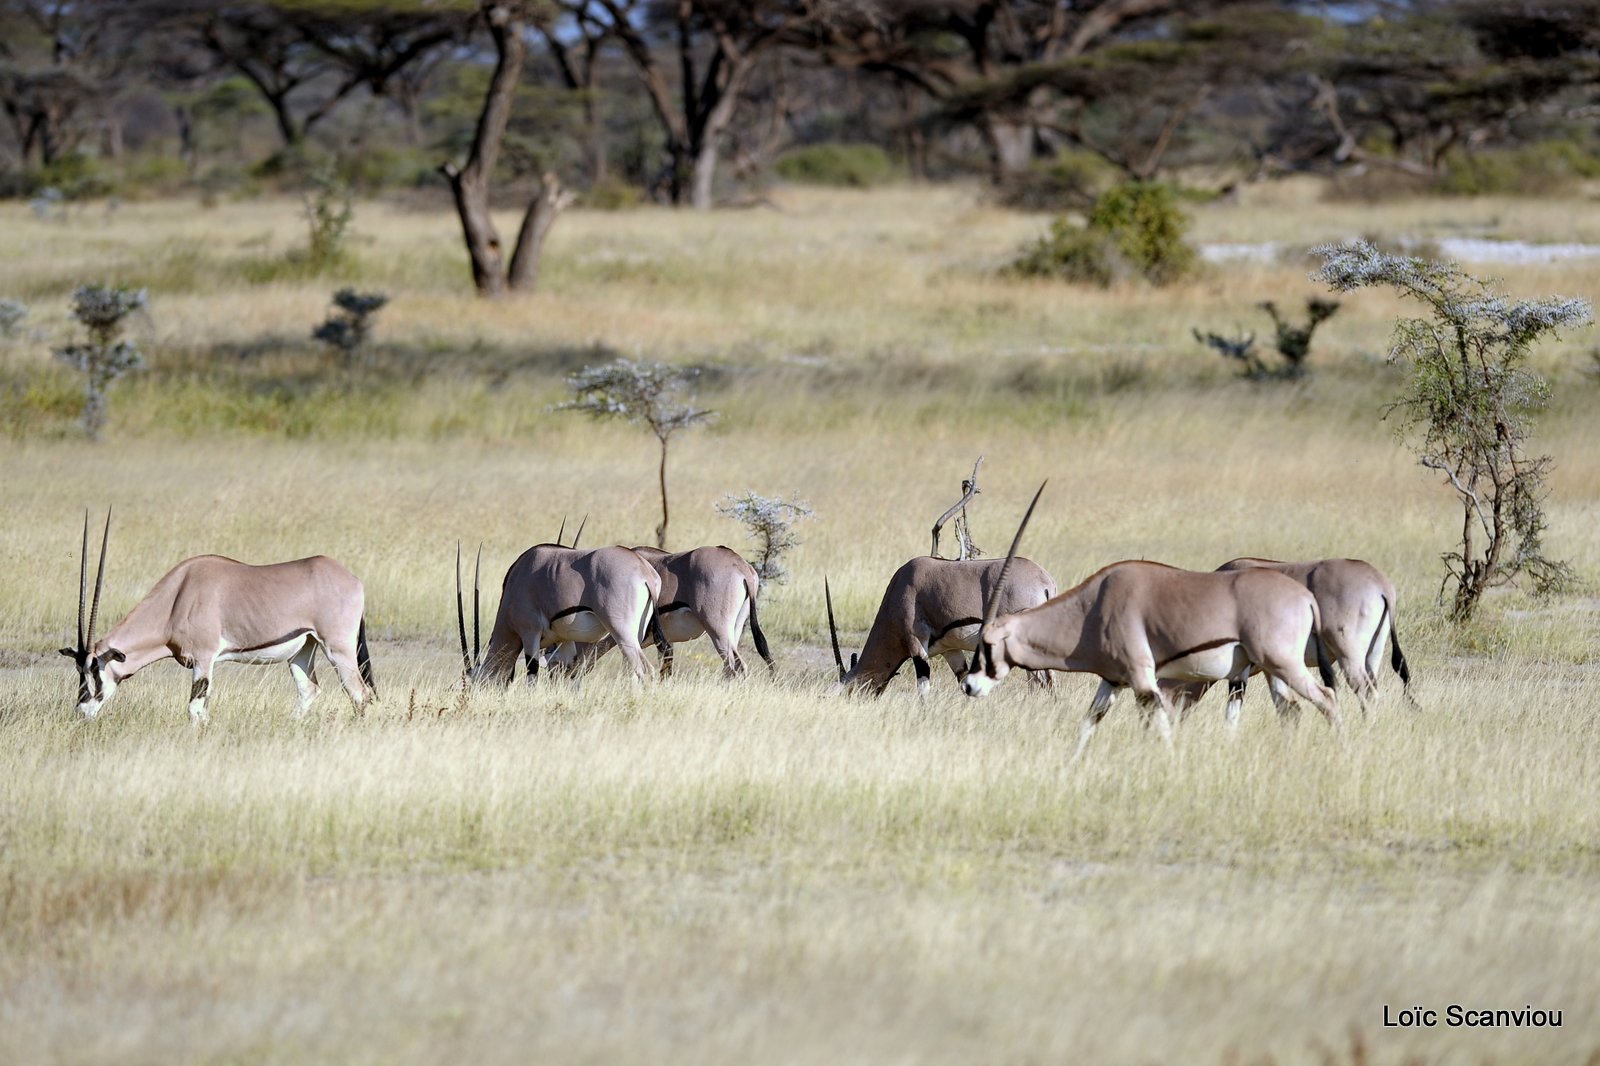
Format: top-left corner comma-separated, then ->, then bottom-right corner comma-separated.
1087,182 -> 1196,284
1008,182 -> 1195,286
773,144 -> 897,188
996,152 -> 1116,211
583,178 -> 646,211
1436,141 -> 1600,197
1007,218 -> 1121,285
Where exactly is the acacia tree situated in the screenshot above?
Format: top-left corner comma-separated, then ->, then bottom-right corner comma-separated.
1314,240 -> 1589,622
558,358 -> 715,548
440,0 -> 576,296
566,0 -> 813,208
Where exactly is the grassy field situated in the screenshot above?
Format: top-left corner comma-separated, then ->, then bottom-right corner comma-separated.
2,179 -> 1598,1064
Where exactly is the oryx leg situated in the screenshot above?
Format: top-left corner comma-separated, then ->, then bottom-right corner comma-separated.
1225,667 -> 1251,730
1025,669 -> 1055,690
912,655 -> 932,695
942,651 -> 968,682
1128,665 -> 1174,745
1164,680 -> 1212,724
288,638 -> 321,718
323,634 -> 371,713
188,654 -> 215,725
1263,658 -> 1341,732
704,610 -> 747,679
1329,634 -> 1377,712
1073,680 -> 1122,761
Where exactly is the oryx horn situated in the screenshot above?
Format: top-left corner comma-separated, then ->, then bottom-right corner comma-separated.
473,543 -> 482,666
456,542 -> 471,674
825,577 -> 846,681
979,481 -> 1047,632
87,507 -> 111,649
76,510 -> 89,653
556,515 -> 567,547
571,515 -> 587,550
75,508 -> 112,655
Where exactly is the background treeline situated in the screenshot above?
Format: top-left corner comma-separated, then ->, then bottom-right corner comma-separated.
3,0 -> 1600,209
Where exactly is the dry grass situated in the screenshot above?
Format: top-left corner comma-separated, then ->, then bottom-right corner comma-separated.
2,183 -> 1599,1064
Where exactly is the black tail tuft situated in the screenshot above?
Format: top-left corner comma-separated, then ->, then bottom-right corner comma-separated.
748,583 -> 774,672
1388,602 -> 1412,687
357,617 -> 377,698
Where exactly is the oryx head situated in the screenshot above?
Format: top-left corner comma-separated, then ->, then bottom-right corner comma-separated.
963,483 -> 1046,698
58,510 -> 125,717
455,542 -> 483,686
823,577 -> 862,693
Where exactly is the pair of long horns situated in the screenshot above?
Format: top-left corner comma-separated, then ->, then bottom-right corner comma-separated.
456,542 -> 481,675
555,514 -> 587,549
76,509 -> 112,655
973,482 -> 1047,669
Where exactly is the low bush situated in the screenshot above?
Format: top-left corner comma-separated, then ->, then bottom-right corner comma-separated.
773,144 -> 897,188
1008,182 -> 1195,286
995,152 -> 1116,211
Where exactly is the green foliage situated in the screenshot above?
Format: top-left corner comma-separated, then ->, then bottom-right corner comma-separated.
1087,183 -> 1196,283
996,152 -> 1116,211
583,178 -> 646,211
1315,240 -> 1590,621
0,299 -> 27,338
715,492 -> 815,585
556,358 -> 716,547
1008,218 -> 1121,285
1436,141 -> 1600,197
303,166 -> 355,271
53,285 -> 148,442
773,144 -> 898,188
1008,182 -> 1195,286
0,154 -> 114,201
1194,299 -> 1341,380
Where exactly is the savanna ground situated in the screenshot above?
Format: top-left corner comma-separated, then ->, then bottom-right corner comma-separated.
2,179 -> 1599,1064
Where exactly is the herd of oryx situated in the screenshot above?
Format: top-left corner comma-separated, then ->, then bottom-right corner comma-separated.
59,484 -> 1413,755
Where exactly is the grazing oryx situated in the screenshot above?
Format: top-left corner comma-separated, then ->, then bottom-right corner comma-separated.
825,555 -> 1058,695
59,512 -> 375,722
961,486 -> 1340,757
548,545 -> 773,678
1171,557 -> 1414,724
622,546 -> 774,675
458,541 -> 667,685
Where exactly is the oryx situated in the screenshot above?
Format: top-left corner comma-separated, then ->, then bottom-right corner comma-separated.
458,541 -> 667,685
824,555 -> 1058,696
961,486 -> 1340,757
1171,557 -> 1415,724
59,511 -> 375,723
586,546 -> 774,675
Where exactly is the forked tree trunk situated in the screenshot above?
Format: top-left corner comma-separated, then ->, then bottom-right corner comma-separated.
440,2 -> 572,297
508,172 -> 576,290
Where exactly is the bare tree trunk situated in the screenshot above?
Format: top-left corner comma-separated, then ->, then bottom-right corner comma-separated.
508,172 -> 576,291
689,59 -> 750,210
983,115 -> 1034,184
655,436 -> 670,548
439,2 -> 524,297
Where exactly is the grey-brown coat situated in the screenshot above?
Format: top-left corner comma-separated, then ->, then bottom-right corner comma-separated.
827,556 -> 1058,696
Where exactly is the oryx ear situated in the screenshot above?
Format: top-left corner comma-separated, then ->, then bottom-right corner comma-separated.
104,649 -> 125,663
59,647 -> 78,659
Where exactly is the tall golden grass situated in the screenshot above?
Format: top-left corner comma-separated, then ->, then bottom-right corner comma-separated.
1,181 -> 1597,1064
